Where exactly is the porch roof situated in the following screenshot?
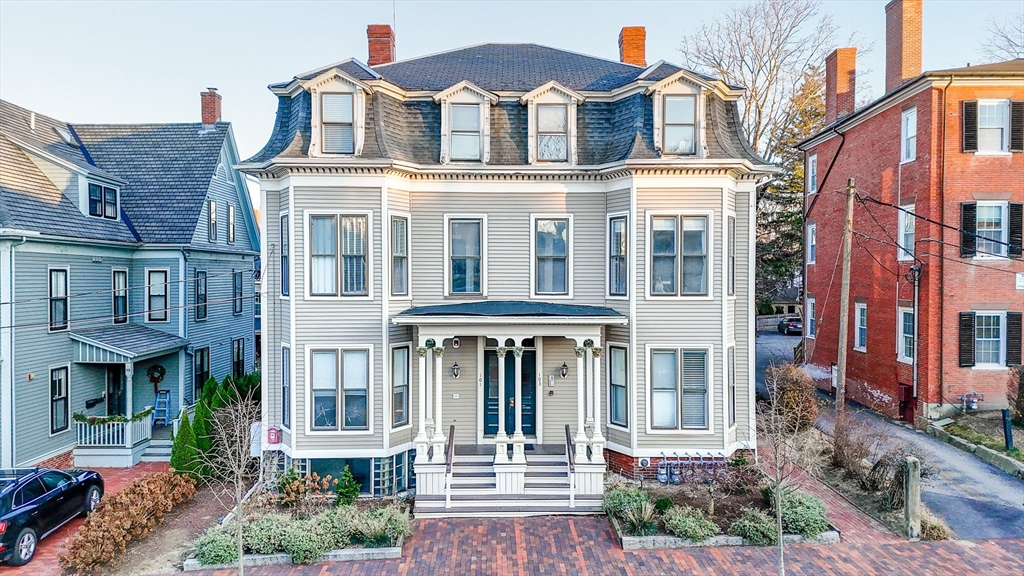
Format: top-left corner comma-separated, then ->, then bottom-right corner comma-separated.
70,324 -> 189,364
393,300 -> 627,325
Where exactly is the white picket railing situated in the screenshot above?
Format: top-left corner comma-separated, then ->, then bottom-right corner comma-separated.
76,411 -> 154,448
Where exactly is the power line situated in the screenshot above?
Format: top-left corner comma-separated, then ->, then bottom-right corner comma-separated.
852,230 -> 1022,277
859,193 -> 1021,252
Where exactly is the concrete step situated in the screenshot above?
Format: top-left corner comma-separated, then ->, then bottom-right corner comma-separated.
140,454 -> 171,462
525,460 -> 566,467
523,481 -> 571,489
524,470 -> 567,478
451,470 -> 496,479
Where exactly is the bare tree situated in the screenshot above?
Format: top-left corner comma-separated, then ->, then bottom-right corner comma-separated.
981,13 -> 1024,62
756,365 -> 824,576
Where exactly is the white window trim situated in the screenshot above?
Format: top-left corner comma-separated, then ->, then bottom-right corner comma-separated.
389,211 -> 412,300
47,266 -> 70,333
443,213 -> 488,297
974,200 -> 1010,260
897,205 -> 916,261
606,341 -> 629,432
228,204 -> 236,244
302,210 -> 374,301
86,182 -> 119,221
644,344 -> 715,436
194,269 -> 208,322
854,302 -> 867,353
606,212 -> 629,300
975,99 -> 1011,155
208,200 -> 218,242
145,267 -> 170,323
651,78 -> 706,158
433,81 -> 497,164
390,341 -> 413,432
279,210 -> 291,300
900,107 -> 917,163
112,267 -> 129,325
304,344 -> 374,436
529,213 -> 574,299
806,297 -> 816,339
304,70 -> 369,158
973,311 -> 1007,370
280,342 -> 292,432
727,343 -> 737,430
807,153 -> 818,194
897,306 -> 914,365
644,210 -> 715,301
48,363 -> 71,437
807,223 -> 817,265
727,211 -> 737,299
520,81 -> 583,165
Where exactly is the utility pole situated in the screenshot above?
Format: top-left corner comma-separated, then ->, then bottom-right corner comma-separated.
836,178 -> 855,414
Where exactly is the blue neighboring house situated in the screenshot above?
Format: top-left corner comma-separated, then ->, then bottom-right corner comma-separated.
0,90 -> 260,468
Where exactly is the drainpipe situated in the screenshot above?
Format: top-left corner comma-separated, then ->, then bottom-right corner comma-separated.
909,265 -> 922,398
1,237 -> 27,468
938,75 -> 953,409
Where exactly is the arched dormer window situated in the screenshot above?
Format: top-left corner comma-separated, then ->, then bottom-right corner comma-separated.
304,70 -> 371,157
648,71 -> 711,158
433,81 -> 498,164
520,81 -> 584,165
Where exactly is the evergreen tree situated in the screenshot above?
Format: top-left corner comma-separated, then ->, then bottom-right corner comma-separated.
193,397 -> 213,454
170,410 -> 200,478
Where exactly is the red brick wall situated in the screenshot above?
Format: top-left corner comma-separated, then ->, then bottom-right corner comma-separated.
618,27 -> 646,67
825,47 -> 857,124
35,449 -> 73,470
367,24 -> 395,66
605,449 -> 750,481
885,0 -> 922,92
201,89 -> 221,125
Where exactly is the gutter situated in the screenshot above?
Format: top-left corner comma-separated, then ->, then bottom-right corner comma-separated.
805,126 -> 846,220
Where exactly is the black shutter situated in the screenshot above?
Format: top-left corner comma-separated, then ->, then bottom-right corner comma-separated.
1010,101 -> 1024,153
1009,202 -> 1023,259
962,100 -> 978,153
960,202 -> 977,257
1007,312 -> 1023,367
959,312 -> 976,367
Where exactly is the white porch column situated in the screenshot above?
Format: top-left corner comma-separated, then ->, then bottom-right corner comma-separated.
585,344 -> 595,432
573,344 -> 589,462
590,346 -> 606,464
431,346 -> 446,463
511,346 -> 527,463
494,346 -> 509,463
425,341 -> 434,438
414,346 -> 430,464
124,363 -> 134,416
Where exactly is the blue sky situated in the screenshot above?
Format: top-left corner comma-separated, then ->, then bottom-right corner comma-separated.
1,0 -> 1021,160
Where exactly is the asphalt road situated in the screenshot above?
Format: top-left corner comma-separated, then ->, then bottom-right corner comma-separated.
754,330 -> 800,398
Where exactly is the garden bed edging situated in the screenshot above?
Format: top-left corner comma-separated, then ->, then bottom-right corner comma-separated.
608,515 -> 840,550
925,424 -> 1024,480
180,537 -> 404,571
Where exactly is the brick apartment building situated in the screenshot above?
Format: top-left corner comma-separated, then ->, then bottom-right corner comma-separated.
798,0 -> 1023,422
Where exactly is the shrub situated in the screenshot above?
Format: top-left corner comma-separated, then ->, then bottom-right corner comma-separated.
335,465 -> 361,506
729,451 -> 751,468
862,444 -> 930,511
277,469 -> 336,518
195,526 -> 238,565
654,497 -> 674,513
192,399 -> 212,454
663,506 -> 718,542
58,472 -> 197,572
170,410 -> 200,479
603,485 -> 650,518
728,507 -> 777,545
620,500 -> 658,536
318,505 -> 361,548
281,518 -> 336,564
243,512 -> 291,554
766,363 -> 819,430
761,487 -> 829,538
354,505 -> 411,547
831,413 -> 873,476
921,509 -> 955,541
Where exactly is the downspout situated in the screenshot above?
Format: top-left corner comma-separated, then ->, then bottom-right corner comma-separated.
804,126 -> 847,221
938,75 -> 953,409
1,237 -> 27,468
910,266 -> 921,398
180,248 -> 190,413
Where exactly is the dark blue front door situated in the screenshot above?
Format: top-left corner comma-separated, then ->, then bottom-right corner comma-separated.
483,350 -> 536,436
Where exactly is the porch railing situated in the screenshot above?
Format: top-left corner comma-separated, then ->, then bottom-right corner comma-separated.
76,411 -> 154,448
444,424 -> 455,509
565,425 -> 576,509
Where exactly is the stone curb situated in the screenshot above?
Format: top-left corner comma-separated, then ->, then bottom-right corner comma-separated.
925,425 -> 1024,481
181,539 -> 403,571
608,515 -> 840,550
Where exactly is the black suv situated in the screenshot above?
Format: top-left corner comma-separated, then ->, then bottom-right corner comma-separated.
0,468 -> 104,566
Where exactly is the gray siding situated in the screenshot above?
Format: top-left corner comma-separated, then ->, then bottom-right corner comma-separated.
191,149 -> 256,254
540,336 -> 580,443
261,185 -> 292,446
433,337 -> 478,444
130,256 -> 181,336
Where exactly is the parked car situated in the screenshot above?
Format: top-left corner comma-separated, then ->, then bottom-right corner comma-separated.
0,468 -> 104,566
777,317 -> 803,335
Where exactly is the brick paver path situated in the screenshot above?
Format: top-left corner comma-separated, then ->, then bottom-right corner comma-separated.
7,462 -> 169,575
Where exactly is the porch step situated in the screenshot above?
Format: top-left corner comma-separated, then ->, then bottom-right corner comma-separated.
140,443 -> 172,463
451,470 -> 496,479
150,439 -> 173,447
413,504 -> 603,518
418,493 -> 601,503
524,460 -> 566,467
523,482 -> 571,490
524,470 -> 567,478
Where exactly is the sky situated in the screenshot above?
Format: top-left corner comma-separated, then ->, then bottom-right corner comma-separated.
2,0 -> 1021,165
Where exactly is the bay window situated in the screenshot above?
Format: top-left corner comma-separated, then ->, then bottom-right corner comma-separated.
609,346 -> 627,427
310,214 -> 368,296
650,214 -> 708,296
392,346 -> 409,427
147,269 -> 168,322
112,269 -> 128,324
311,348 -> 369,431
49,268 -> 68,331
391,217 -> 408,295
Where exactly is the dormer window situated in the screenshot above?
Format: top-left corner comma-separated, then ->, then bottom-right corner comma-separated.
435,81 -> 497,164
537,105 -> 568,162
321,93 -> 355,154
521,81 -> 584,165
450,104 -> 482,161
649,71 -> 709,158
88,183 -> 117,220
663,96 -> 696,155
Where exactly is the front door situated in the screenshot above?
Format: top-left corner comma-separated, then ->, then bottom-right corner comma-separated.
106,365 -> 126,416
483,350 -> 536,436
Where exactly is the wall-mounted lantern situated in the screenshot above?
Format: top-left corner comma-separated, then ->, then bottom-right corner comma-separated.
560,362 -> 569,379
452,362 -> 461,379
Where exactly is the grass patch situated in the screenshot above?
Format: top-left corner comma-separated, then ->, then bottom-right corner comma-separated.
944,423 -> 1024,464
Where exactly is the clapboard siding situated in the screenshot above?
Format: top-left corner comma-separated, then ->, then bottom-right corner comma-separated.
192,154 -> 256,253
603,326 -> 631,449
732,191 -> 753,445
386,325 -> 415,449
261,185 -> 290,445
130,256 -> 181,335
540,336 -> 580,443
433,337 -> 478,444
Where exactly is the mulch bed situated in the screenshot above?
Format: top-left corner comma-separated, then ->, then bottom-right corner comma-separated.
813,464 -> 906,537
648,484 -> 768,533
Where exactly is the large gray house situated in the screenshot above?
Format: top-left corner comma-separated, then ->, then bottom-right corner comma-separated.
241,25 -> 773,516
0,91 -> 259,468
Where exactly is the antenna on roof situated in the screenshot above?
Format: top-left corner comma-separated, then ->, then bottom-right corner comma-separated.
393,0 -> 397,60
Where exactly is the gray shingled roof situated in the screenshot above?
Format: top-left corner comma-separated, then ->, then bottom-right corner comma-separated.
71,323 -> 189,358
73,123 -> 229,244
398,300 -> 624,318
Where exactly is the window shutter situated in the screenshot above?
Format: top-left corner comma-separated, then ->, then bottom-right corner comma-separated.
1007,312 -> 1022,367
962,100 -> 978,153
958,312 -> 976,367
960,202 -> 977,257
1010,100 -> 1024,152
1009,202 -> 1023,259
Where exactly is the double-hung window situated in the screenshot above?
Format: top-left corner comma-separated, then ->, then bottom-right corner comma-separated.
537,104 -> 568,161
233,271 -> 243,314
651,349 -> 708,430
281,346 -> 290,428
609,346 -> 627,427
322,93 -> 355,154
228,205 -> 236,244
663,95 -> 696,155
88,183 -> 117,219
898,308 -> 914,364
392,346 -> 409,427
855,303 -> 867,352
195,271 -> 208,320
112,270 -> 128,324
209,201 -> 218,242
49,269 -> 68,331
450,218 -> 482,294
807,298 -> 816,338
280,214 -> 290,296
728,216 -> 736,296
391,217 -> 408,296
609,216 -> 627,296
901,108 -> 917,162
976,202 -> 1007,257
975,313 -> 1003,366
310,215 -> 368,296
807,154 -> 818,193
898,206 -> 915,260
534,217 -> 569,295
978,100 -> 1009,152
194,347 -> 210,400
311,349 -> 369,430
728,346 -> 737,428
450,104 -> 481,161
807,223 -> 817,264
50,366 -> 69,434
651,215 -> 707,296
232,338 -> 245,379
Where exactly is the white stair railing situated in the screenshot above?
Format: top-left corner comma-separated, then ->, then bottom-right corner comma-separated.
565,425 -> 576,509
444,424 -> 455,509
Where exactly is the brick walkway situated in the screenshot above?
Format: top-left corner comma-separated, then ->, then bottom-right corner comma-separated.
7,462 -> 169,575
791,469 -> 901,544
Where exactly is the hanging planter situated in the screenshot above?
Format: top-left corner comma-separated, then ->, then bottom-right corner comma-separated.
147,364 -> 167,394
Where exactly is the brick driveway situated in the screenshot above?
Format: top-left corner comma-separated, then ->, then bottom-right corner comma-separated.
6,462 -> 169,575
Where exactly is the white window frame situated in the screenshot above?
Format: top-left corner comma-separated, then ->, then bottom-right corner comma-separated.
390,213 -> 411,298
303,210 -> 373,301
974,311 -> 1006,369
390,342 -> 412,431
194,269 -> 208,321
530,213 -> 574,299
305,344 -> 374,436
807,223 -> 817,265
112,268 -> 128,325
806,297 -> 816,339
305,71 -> 369,158
448,103 -> 484,162
228,204 -> 236,244
644,344 -> 714,435
645,211 -> 714,300
727,344 -> 736,429
727,213 -> 737,297
281,344 -> 291,431
434,81 -> 497,164
897,306 -> 915,364
974,201 -> 1010,259
976,99 -> 1011,154
208,200 -> 218,242
87,182 -> 118,220
607,342 -> 629,431
651,77 -> 705,158
807,153 -> 818,194
898,205 -> 916,261
661,94 -> 698,155
521,82 -> 582,165
901,107 -> 917,163
854,302 -> 867,353
231,338 -> 245,379
606,213 -> 629,299
443,214 -> 488,297
280,211 -> 290,298
49,364 -> 70,436
145,268 -> 170,323
48,266 -> 69,332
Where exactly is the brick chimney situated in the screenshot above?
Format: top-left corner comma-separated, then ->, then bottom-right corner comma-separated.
201,88 -> 222,126
885,0 -> 922,92
618,26 -> 646,67
367,24 -> 395,66
825,48 -> 857,125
